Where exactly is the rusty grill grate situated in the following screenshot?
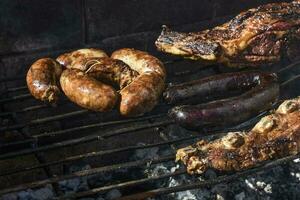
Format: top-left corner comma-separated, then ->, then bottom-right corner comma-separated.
1,50 -> 300,199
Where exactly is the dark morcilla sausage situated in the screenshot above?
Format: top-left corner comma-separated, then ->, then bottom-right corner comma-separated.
168,72 -> 279,130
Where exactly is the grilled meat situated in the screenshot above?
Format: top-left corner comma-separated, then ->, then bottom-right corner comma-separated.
156,1 -> 300,67
176,96 -> 300,174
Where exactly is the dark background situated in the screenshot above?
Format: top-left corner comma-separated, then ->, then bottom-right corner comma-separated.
0,0 -> 289,78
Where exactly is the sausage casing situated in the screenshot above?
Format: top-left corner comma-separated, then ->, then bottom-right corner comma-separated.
78,57 -> 139,89
56,48 -> 108,69
60,69 -> 118,112
111,48 -> 166,116
169,72 -> 279,130
26,58 -> 62,103
164,71 -> 271,105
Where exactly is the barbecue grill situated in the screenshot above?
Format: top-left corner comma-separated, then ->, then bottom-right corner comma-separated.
1,0 -> 300,199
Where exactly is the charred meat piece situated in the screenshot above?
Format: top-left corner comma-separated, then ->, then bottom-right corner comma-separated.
156,1 -> 300,67
176,97 -> 300,174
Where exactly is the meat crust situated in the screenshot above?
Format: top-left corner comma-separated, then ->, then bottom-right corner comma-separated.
176,97 -> 300,174
156,1 -> 300,67
26,58 -> 62,103
111,48 -> 166,116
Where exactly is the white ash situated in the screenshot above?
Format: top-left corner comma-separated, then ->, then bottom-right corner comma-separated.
59,163 -> 123,199
1,184 -> 55,200
104,189 -> 122,200
146,162 -> 212,200
132,143 -> 160,160
59,163 -> 90,193
2,162 -> 123,200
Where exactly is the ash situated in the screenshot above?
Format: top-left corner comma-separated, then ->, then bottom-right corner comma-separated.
58,162 -> 124,199
1,162 -> 123,200
1,185 -> 55,200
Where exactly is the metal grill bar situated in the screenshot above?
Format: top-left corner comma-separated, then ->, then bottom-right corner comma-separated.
0,86 -> 27,94
0,117 -> 172,159
0,121 -> 256,176
0,154 -> 174,195
0,99 -> 70,117
118,153 -> 300,200
58,169 -> 186,199
0,113 -> 168,151
0,109 -> 89,132
0,93 -> 31,104
0,135 -> 198,177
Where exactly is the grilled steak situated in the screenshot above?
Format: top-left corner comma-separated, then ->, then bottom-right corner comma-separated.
176,96 -> 300,174
156,1 -> 300,67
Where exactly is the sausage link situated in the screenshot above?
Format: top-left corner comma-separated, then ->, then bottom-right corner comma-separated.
60,69 -> 118,112
26,58 -> 62,103
111,48 -> 166,116
164,71 -> 272,105
168,72 -> 279,130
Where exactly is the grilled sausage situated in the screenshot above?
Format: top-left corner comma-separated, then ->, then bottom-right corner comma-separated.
169,72 -> 279,130
56,48 -> 108,69
111,48 -> 166,116
74,57 -> 139,89
26,58 -> 62,103
60,69 -> 118,112
164,71 -> 273,105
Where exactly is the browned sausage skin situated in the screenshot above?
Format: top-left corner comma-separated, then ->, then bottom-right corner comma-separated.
26,58 -> 62,103
60,69 -> 118,112
75,57 -> 139,89
56,48 -> 108,69
111,48 -> 166,116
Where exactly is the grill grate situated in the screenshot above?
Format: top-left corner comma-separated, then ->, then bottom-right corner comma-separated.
1,55 -> 300,199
